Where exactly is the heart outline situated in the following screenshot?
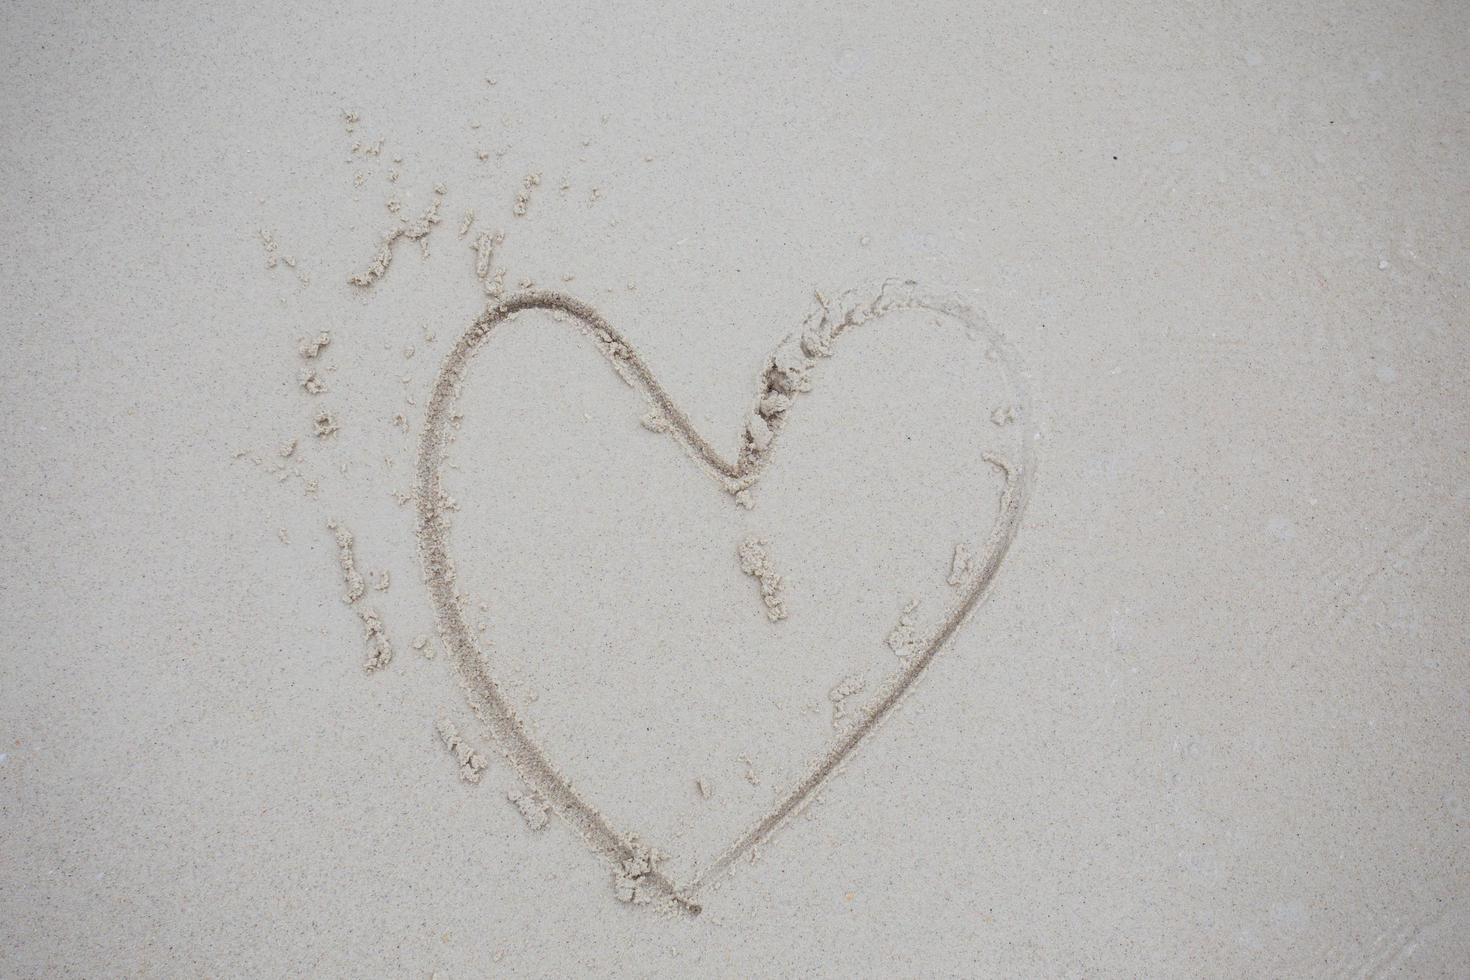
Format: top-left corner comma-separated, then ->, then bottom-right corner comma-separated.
416,280 -> 1035,913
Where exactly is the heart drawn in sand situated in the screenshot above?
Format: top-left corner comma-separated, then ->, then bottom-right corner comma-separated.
416,280 -> 1034,913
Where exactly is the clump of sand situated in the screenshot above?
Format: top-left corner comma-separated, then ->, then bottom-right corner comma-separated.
737,536 -> 786,622
507,786 -> 550,830
470,229 -> 507,297
327,519 -> 395,672
513,172 -> 541,217
298,332 -> 330,359
349,185 -> 444,287
730,281 -> 932,482
328,520 -> 365,603
829,674 -> 866,730
613,839 -> 664,904
947,543 -> 975,587
885,598 -> 924,656
360,610 -> 394,672
436,717 -> 487,783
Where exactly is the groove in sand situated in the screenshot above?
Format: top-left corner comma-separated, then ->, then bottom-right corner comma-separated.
415,282 -> 1035,912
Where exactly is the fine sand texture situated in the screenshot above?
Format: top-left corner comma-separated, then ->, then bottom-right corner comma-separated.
3,1 -> 1469,976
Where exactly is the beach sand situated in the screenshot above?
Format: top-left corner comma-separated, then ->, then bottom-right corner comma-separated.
2,0 -> 1468,974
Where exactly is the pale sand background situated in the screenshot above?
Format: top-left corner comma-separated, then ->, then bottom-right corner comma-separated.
3,0 -> 1468,975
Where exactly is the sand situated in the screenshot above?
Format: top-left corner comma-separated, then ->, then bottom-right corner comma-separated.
3,0 -> 1469,975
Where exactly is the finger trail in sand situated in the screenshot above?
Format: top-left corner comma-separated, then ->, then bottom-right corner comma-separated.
415,281 -> 1035,912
